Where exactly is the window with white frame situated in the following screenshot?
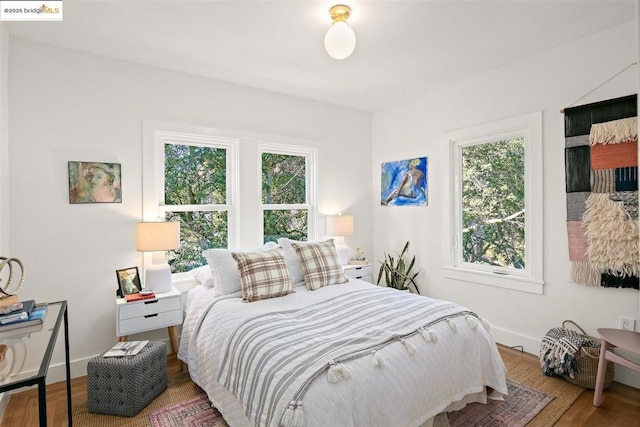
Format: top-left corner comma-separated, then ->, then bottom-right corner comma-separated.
259,143 -> 317,243
442,112 -> 543,294
143,124 -> 238,275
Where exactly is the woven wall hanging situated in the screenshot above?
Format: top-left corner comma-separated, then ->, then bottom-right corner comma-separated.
564,94 -> 639,289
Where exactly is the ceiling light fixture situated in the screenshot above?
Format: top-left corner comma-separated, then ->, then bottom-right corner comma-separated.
324,4 -> 356,60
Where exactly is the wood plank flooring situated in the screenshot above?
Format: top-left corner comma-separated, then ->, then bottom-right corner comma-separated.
1,349 -> 638,426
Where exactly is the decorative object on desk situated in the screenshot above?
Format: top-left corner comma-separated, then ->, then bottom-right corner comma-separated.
125,292 -> 156,302
137,221 -> 180,294
103,340 -> 149,358
0,302 -> 23,315
381,157 -> 428,206
68,161 -> 122,204
116,266 -> 142,297
326,213 -> 353,265
0,341 -> 26,381
377,241 -> 421,294
0,257 -> 25,306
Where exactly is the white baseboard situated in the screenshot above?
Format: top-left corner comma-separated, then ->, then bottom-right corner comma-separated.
14,337 -> 175,388
492,326 -> 640,389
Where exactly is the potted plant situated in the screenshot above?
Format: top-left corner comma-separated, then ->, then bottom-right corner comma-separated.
376,241 -> 421,294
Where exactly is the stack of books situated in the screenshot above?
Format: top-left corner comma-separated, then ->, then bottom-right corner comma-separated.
0,300 -> 47,333
125,292 -> 156,302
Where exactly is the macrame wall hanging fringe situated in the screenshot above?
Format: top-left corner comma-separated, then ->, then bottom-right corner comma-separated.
561,62 -> 637,113
563,90 -> 639,290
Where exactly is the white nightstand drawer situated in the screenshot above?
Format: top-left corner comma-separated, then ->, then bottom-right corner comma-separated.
342,264 -> 374,283
118,297 -> 181,320
118,309 -> 182,336
343,265 -> 373,278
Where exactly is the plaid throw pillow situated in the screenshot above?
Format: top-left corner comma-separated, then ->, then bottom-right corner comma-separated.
291,240 -> 348,290
232,248 -> 293,302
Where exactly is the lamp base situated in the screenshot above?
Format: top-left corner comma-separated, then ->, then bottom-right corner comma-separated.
335,246 -> 349,266
144,263 -> 172,294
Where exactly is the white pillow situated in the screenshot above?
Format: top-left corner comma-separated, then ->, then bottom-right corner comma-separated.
203,241 -> 279,296
277,238 -> 307,286
189,265 -> 214,288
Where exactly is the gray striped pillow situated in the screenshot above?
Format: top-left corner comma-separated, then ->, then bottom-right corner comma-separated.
232,248 -> 293,302
291,239 -> 348,290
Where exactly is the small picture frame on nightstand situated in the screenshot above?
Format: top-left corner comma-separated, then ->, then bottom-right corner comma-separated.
116,267 -> 142,297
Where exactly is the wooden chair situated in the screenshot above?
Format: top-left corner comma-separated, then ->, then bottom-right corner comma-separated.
592,328 -> 640,406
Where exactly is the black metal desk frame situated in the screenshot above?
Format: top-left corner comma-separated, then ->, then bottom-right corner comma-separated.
0,301 -> 72,426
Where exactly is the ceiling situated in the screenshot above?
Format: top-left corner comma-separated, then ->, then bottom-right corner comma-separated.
4,0 -> 636,112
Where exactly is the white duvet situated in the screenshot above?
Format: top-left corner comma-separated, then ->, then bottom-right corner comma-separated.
179,279 -> 507,427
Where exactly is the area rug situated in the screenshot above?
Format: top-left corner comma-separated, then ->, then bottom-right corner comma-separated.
72,372 -> 206,427
146,379 -> 553,427
447,379 -> 553,427
498,345 -> 585,427
150,394 -> 225,427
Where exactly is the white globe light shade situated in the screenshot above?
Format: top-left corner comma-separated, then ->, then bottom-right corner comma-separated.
324,21 -> 356,60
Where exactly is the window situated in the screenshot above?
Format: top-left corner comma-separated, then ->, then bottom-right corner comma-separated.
442,112 -> 543,294
143,123 -> 238,276
259,143 -> 317,243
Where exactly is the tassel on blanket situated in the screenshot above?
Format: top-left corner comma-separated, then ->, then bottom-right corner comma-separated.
480,318 -> 491,330
400,338 -> 416,355
327,360 -> 351,383
281,401 -> 304,427
466,315 -> 479,330
446,318 -> 458,333
372,350 -> 385,369
419,327 -> 438,343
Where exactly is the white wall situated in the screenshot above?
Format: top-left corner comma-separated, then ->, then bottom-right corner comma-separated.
0,21 -> 10,421
0,24 -> 8,254
372,22 -> 640,387
7,38 -> 372,381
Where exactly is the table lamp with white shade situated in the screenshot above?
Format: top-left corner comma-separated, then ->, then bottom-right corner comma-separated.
326,214 -> 354,265
136,221 -> 180,294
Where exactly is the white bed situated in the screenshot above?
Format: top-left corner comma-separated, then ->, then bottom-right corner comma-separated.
179,278 -> 508,427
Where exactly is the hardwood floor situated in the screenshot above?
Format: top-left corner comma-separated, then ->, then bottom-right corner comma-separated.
1,351 -> 638,426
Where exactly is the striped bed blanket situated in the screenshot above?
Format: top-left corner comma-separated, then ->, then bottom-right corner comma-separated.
217,287 -> 484,427
179,280 -> 508,427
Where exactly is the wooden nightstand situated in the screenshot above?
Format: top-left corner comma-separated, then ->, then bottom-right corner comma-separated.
342,263 -> 374,283
116,286 -> 182,356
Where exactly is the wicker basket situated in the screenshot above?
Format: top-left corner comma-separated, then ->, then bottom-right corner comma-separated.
561,320 -> 614,389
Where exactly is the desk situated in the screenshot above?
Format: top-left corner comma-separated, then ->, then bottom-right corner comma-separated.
0,301 -> 72,426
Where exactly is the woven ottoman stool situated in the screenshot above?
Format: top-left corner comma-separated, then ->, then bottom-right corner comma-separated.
87,341 -> 167,417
